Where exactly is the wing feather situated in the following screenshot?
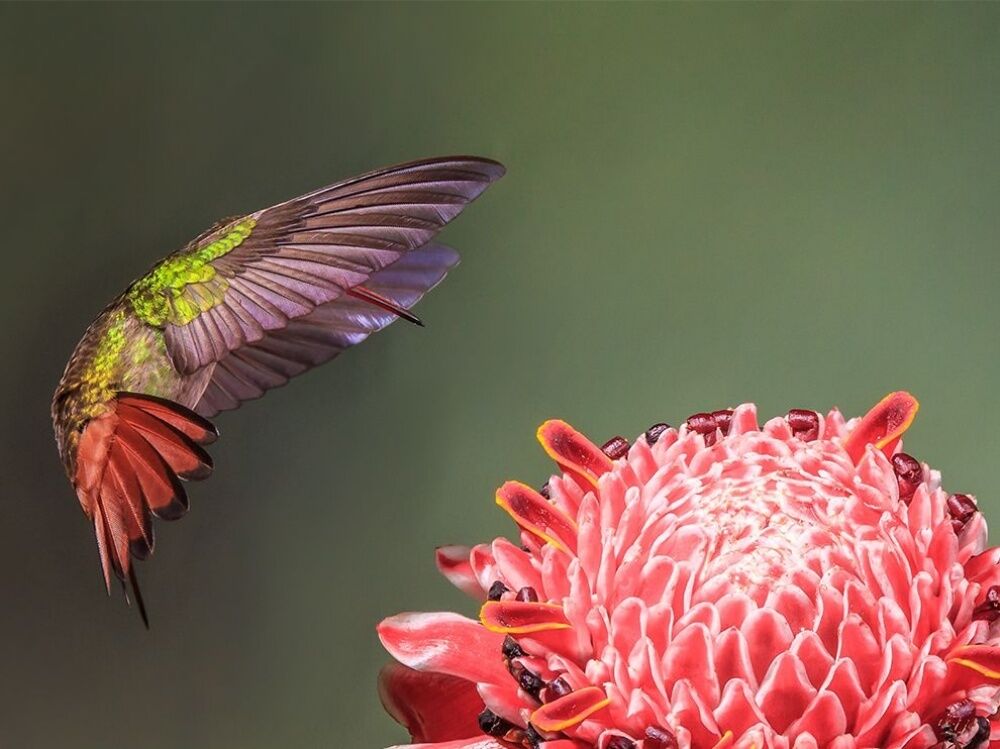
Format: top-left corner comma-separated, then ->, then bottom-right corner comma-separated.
131,156 -> 502,374
195,243 -> 459,417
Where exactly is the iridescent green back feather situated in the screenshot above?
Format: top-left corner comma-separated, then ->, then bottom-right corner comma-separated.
126,218 -> 256,326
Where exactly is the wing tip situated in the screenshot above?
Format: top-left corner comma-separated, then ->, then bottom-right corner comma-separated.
399,154 -> 506,182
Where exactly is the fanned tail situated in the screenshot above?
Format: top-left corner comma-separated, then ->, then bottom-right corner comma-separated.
75,393 -> 218,624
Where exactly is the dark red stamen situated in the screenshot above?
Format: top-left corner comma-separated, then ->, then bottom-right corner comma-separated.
488,581 -> 510,601
548,676 -> 572,699
973,585 -> 1000,622
948,493 -> 978,535
711,409 -> 734,434
605,737 -> 636,749
523,725 -> 543,748
539,482 -> 551,499
644,422 -> 670,445
502,635 -> 526,660
686,412 -> 715,433
508,660 -> 544,699
478,708 -> 514,737
686,412 -> 718,445
686,410 -> 733,446
934,699 -> 977,741
502,725 -> 542,749
516,586 -> 539,603
787,409 -> 820,441
969,717 -> 991,749
892,453 -> 922,501
601,436 -> 630,460
644,727 -> 679,749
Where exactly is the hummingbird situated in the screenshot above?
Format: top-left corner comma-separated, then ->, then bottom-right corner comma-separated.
51,156 -> 505,625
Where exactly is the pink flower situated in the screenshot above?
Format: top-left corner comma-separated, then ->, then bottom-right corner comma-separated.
378,393 -> 1000,749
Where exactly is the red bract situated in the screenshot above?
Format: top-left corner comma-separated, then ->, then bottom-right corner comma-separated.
378,392 -> 1000,748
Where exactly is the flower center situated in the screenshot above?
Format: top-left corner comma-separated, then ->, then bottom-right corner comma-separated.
694,470 -> 841,600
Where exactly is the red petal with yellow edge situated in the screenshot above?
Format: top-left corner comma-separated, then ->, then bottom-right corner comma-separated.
537,420 -> 613,488
530,686 -> 610,733
945,644 -> 1000,690
480,600 -> 571,634
843,391 -> 919,464
496,481 -> 578,554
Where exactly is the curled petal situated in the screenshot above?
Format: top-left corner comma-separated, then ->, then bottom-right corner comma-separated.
946,644 -> 1000,690
496,481 -> 578,554
530,686 -> 610,732
378,612 -> 509,684
480,600 -> 571,634
378,663 -> 483,742
436,546 -> 485,600
537,420 -> 613,487
843,391 -> 919,463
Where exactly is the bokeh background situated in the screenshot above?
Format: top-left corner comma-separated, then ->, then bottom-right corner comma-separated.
2,3 -> 999,747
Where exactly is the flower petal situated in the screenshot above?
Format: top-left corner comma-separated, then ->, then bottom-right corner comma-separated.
378,612 -> 509,684
537,419 -> 613,488
379,663 -> 483,742
435,546 -> 486,600
842,391 -> 919,464
530,686 -> 610,732
756,653 -> 817,734
945,644 -> 1000,690
480,600 -> 571,634
496,481 -> 578,554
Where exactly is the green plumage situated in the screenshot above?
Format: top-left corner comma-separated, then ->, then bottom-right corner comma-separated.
127,218 -> 256,326
51,217 -> 249,473
52,304 -> 185,473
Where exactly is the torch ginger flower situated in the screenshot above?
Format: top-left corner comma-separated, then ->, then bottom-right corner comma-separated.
377,393 -> 1000,748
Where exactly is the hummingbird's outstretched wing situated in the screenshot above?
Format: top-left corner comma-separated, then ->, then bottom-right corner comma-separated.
70,156 -> 503,621
194,241 -> 458,416
127,156 -> 505,376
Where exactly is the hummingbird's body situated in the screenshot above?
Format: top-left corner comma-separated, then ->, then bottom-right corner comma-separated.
51,157 -> 504,622
54,304 -> 195,466
53,217 -> 252,473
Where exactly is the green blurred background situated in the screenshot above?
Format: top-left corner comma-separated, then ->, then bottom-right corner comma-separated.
1,2 -> 999,747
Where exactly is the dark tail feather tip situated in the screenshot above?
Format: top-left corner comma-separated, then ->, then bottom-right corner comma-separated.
127,565 -> 150,630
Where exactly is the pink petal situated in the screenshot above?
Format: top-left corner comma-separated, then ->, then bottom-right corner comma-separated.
436,546 -> 486,600
378,612 -> 509,684
741,608 -> 794,684
787,690 -> 848,744
757,652 -> 817,733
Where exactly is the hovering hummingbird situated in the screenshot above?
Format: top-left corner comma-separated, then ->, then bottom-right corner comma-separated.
51,156 -> 505,625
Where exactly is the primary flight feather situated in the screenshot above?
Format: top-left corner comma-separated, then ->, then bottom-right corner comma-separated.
51,156 -> 505,624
